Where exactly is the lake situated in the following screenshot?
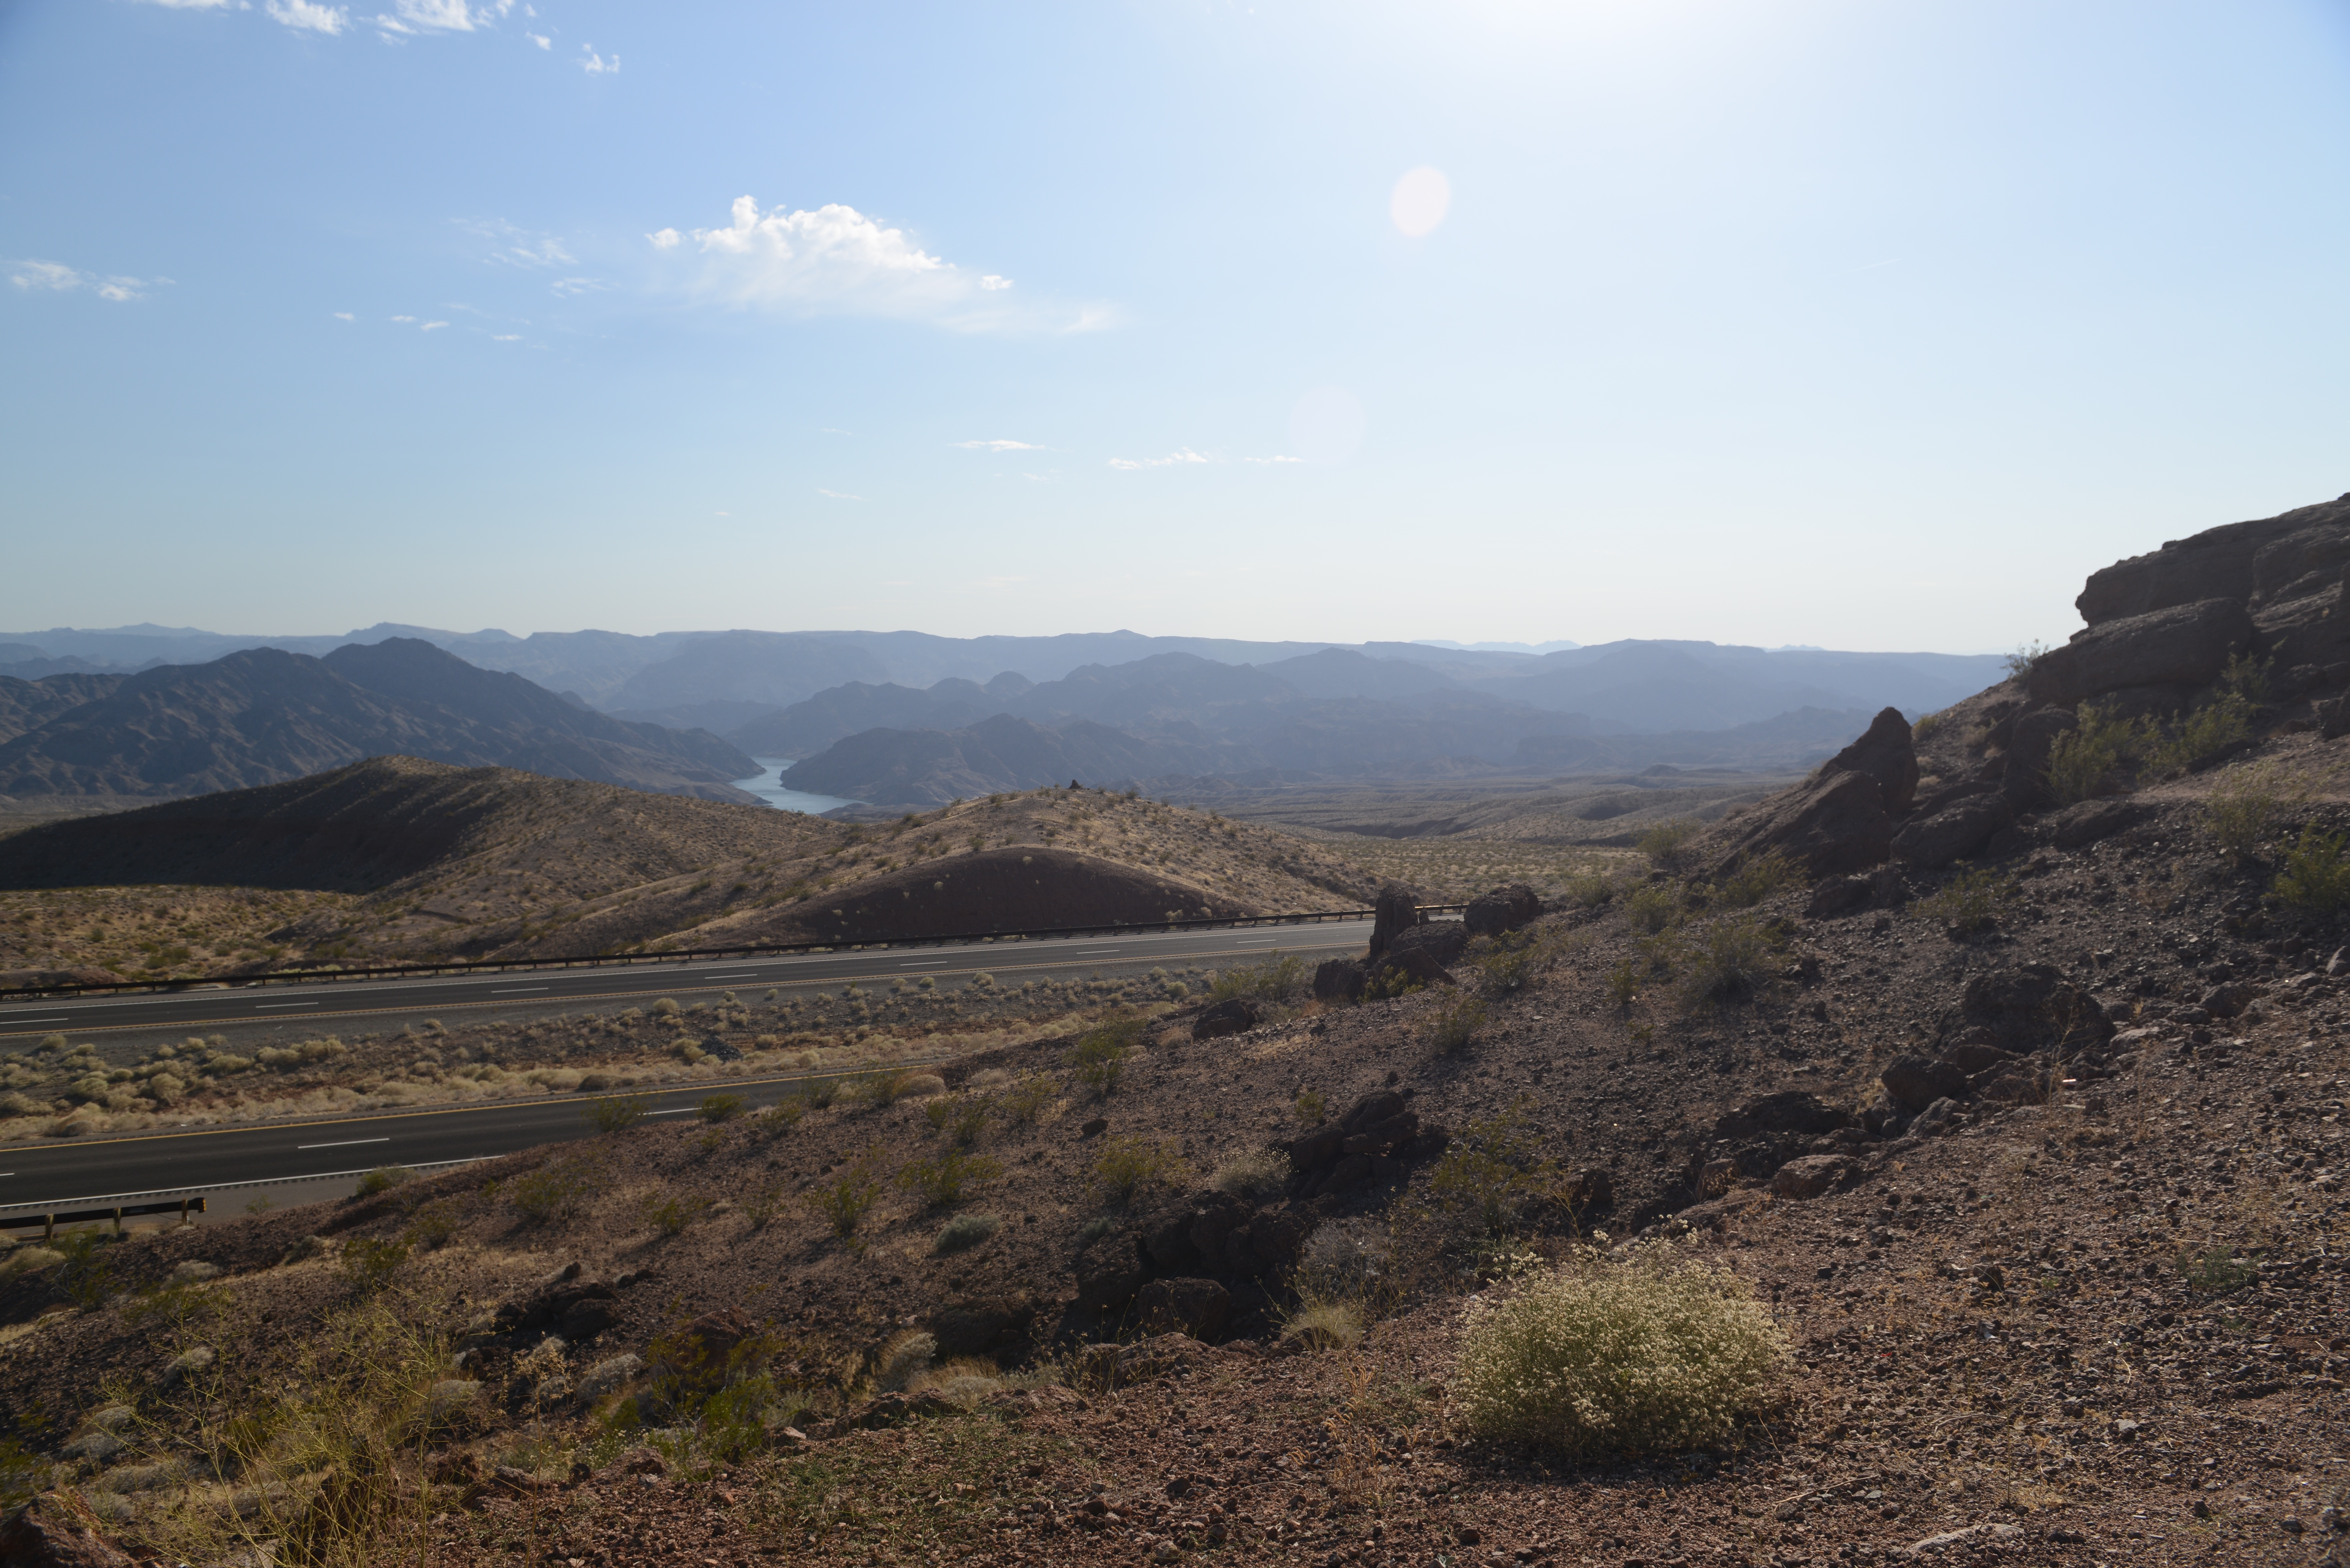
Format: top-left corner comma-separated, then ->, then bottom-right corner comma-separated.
735,760 -> 861,815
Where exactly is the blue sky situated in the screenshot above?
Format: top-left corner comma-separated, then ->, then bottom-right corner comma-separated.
4,0 -> 2347,653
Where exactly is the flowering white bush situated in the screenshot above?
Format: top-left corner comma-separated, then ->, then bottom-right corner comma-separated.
1454,1241 -> 1785,1456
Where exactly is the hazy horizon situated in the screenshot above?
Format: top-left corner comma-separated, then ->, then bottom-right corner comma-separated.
7,2 -> 2347,652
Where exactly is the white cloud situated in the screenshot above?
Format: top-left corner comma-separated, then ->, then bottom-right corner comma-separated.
420,320 -> 449,330
550,276 -> 608,296
714,510 -> 730,517
137,0 -> 234,8
458,219 -> 574,269
817,489 -> 863,501
372,0 -> 510,34
267,0 -> 349,32
648,195 -> 1087,332
390,314 -> 416,321
579,47 -> 617,73
952,439 -> 1042,452
1107,448 -> 1211,470
10,260 -> 152,300
1243,455 -> 1302,464
525,29 -> 549,47
333,311 -> 354,320
492,333 -> 521,341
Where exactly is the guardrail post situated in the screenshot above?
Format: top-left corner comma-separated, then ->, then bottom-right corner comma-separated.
42,1213 -> 52,1243
112,1206 -> 123,1237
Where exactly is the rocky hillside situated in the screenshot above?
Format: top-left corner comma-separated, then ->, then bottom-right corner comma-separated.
0,639 -> 758,805
7,493 -> 2350,1566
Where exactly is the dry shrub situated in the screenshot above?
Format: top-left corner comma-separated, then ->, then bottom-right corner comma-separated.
1429,993 -> 1486,1054
1210,1148 -> 1290,1201
1088,1135 -> 1187,1208
1453,1240 -> 1785,1457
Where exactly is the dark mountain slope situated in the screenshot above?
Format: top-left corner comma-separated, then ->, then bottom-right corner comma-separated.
0,640 -> 757,802
724,675 -> 1031,759
0,673 -> 125,744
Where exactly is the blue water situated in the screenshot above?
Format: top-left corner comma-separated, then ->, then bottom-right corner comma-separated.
736,760 -> 861,815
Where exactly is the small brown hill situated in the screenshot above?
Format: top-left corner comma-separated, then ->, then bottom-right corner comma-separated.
0,758 -> 1378,977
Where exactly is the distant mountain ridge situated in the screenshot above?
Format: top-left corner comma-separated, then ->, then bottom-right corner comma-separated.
0,639 -> 758,804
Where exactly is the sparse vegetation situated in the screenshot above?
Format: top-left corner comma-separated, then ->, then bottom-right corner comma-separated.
2043,703 -> 2149,803
354,1165 -> 413,1197
2273,824 -> 2350,913
1089,1135 -> 1187,1208
1712,850 -> 1800,909
508,1155 -> 598,1223
1453,1240 -> 1787,1456
805,1150 -> 885,1238
1210,1147 -> 1291,1200
1207,952 -> 1308,1004
2205,762 -> 2306,863
1067,1014 -> 1146,1095
1635,821 -> 1698,875
1429,992 -> 1487,1053
582,1093 -> 650,1132
932,1212 -> 1002,1254
697,1092 -> 747,1123
1625,881 -> 1678,935
1675,916 -> 1784,1011
1913,864 -> 2018,935
1294,1088 -> 1327,1126
897,1147 -> 1002,1209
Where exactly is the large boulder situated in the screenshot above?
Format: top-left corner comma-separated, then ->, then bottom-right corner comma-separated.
2027,598 -> 2255,707
1712,1091 -> 1854,1140
1702,707 -> 1916,880
1074,1233 -> 1150,1311
1386,923 -> 1467,968
1880,1054 -> 1969,1114
2001,706 -> 2080,807
1463,883 -> 1542,938
1312,957 -> 1365,1002
1192,998 -> 1261,1041
0,1496 -> 134,1568
1367,882 -> 1421,959
1822,706 -> 1921,815
1891,795 -> 2011,869
1956,964 -> 2115,1052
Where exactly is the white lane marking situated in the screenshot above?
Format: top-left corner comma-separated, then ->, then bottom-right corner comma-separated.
491,988 -> 548,995
255,1002 -> 317,1010
1073,948 -> 1121,954
2,1018 -> 68,1025
702,971 -> 761,979
297,1137 -> 391,1150
646,1108 -> 697,1116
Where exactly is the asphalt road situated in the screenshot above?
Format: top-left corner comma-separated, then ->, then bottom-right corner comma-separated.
0,920 -> 1375,1215
0,921 -> 1374,1043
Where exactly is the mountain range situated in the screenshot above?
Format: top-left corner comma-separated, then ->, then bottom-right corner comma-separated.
0,639 -> 757,804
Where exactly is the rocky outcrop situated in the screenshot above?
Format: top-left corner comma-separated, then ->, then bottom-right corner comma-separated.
1368,882 -> 1421,958
1891,794 -> 2011,870
1312,957 -> 1365,1001
1699,707 -> 1917,881
0,1495 -> 133,1568
1279,1090 -> 1439,1198
1385,923 -> 1467,969
2027,599 -> 2256,710
2000,706 -> 2079,806
1951,964 -> 2115,1053
1137,1277 -> 1231,1339
1463,883 -> 1542,938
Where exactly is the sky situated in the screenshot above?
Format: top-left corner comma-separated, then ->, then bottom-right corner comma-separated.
4,0 -> 2348,654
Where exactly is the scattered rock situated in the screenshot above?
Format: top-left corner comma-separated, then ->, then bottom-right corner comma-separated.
1714,1091 -> 1854,1139
165,1260 -> 221,1286
1463,883 -> 1542,937
159,1346 -> 215,1388
1880,1055 -> 1968,1115
1906,1521 -> 2024,1555
2201,982 -> 2256,1019
1192,998 -> 1262,1041
2049,797 -> 2144,848
1892,797 -> 2010,871
1804,875 -> 1875,919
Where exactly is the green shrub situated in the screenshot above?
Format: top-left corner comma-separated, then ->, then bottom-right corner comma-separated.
1603,961 -> 1639,1009
52,1231 -> 116,1309
997,1074 -> 1056,1125
897,1147 -> 1002,1209
805,1151 -> 884,1238
1429,1103 -> 1554,1238
2274,824 -> 2350,913
1911,709 -> 1946,741
1713,851 -> 1800,909
1453,1241 -> 1787,1456
924,1091 -> 992,1146
1089,1135 -> 1187,1208
1208,953 -> 1308,1004
1625,882 -> 1678,935
1210,1148 -> 1291,1201
581,1095 -> 650,1134
2205,762 -> 2305,863
1635,821 -> 1698,875
1068,1014 -> 1146,1095
1676,918 -> 1784,1011
1473,930 -> 1542,995
1561,872 -> 1615,910
641,1190 -> 709,1237
1429,993 -> 1487,1054
2145,693 -> 2254,776
932,1213 -> 1002,1255
757,1094 -> 810,1133
1294,1088 -> 1327,1127
354,1166 -> 413,1198
802,1077 -> 842,1110
2177,1245 -> 2257,1294
2002,640 -> 2050,679
337,1235 -> 411,1295
1912,865 -> 2017,935
402,1200 -> 459,1250
2043,702 -> 2153,803
2219,651 -> 2272,705
697,1093 -> 747,1124
509,1156 -> 597,1224
742,1182 -> 789,1229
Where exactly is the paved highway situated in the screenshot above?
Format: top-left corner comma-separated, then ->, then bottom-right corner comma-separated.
0,920 -> 1375,1216
0,921 -> 1374,1043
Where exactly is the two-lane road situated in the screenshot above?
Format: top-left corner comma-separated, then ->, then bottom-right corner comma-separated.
0,920 -> 1375,1215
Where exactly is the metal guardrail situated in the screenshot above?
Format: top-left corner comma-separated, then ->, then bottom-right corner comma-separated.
0,904 -> 1466,1003
1,1195 -> 205,1240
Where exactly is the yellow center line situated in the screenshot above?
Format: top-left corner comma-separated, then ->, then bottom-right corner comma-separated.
0,938 -> 1363,1038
